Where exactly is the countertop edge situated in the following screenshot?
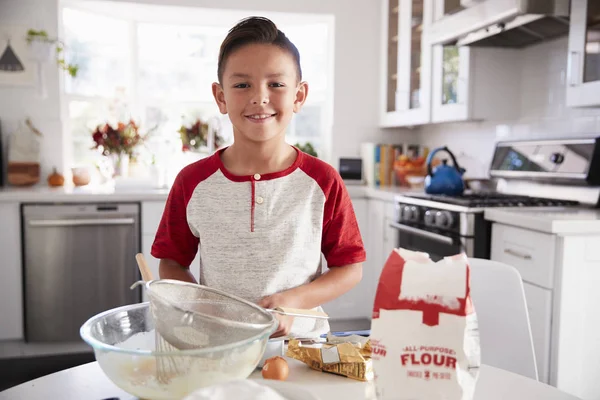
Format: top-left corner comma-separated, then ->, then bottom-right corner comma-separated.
0,184 -> 412,204
484,208 -> 600,235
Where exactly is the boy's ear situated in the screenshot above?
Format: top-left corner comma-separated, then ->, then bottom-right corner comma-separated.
293,81 -> 309,113
212,82 -> 228,114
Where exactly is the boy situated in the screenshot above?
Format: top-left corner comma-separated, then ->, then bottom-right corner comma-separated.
151,16 -> 365,338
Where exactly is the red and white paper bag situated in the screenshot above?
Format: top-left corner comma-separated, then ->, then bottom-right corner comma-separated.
370,249 -> 480,400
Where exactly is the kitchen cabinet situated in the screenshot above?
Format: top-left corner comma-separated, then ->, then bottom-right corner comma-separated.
427,0 -> 521,123
491,222 -> 600,399
566,0 -> 600,107
141,201 -> 166,286
522,282 -> 553,384
380,0 -> 521,126
322,197 -> 371,319
0,203 -> 23,341
141,201 -> 199,301
380,0 -> 433,127
324,198 -> 398,320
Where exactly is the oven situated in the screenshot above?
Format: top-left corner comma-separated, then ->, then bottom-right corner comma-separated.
389,136 -> 600,260
390,201 -> 492,262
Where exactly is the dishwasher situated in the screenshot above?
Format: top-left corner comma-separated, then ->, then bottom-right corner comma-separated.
22,203 -> 141,342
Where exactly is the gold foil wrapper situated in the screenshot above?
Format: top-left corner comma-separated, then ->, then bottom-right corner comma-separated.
286,339 -> 373,381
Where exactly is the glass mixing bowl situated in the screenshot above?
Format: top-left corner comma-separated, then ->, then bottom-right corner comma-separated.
80,302 -> 275,400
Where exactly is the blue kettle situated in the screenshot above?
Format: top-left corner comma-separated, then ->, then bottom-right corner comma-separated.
424,147 -> 466,196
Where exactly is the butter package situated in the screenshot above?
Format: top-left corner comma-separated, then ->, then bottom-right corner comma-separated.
370,249 -> 480,400
286,336 -> 373,381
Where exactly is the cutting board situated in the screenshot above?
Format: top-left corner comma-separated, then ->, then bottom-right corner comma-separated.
7,161 -> 40,186
7,119 -> 41,186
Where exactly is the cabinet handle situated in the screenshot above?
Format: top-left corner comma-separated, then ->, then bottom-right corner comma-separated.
504,248 -> 532,260
389,222 -> 454,245
29,218 -> 135,227
567,51 -> 580,87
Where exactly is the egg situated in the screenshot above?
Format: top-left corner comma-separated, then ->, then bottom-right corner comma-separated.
261,356 -> 289,381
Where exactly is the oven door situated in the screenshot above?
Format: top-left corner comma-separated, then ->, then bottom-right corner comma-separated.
389,221 -> 474,261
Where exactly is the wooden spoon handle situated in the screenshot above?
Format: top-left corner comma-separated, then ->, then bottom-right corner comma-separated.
268,307 -> 329,319
135,253 -> 154,282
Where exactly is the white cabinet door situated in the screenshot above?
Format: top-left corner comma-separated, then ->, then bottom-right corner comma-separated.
522,282 -> 553,384
140,201 -> 200,301
380,0 -> 433,127
426,0 -> 520,123
566,0 -> 600,107
0,203 -> 23,340
141,201 -> 166,236
322,198 -> 371,320
365,199 -> 386,315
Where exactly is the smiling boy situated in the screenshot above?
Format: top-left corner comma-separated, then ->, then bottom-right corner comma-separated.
151,16 -> 366,338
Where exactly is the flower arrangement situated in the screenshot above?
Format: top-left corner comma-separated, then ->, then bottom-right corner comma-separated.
178,118 -> 224,152
91,119 -> 147,157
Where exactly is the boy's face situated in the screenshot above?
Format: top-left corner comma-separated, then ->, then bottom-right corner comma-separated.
212,43 -> 308,145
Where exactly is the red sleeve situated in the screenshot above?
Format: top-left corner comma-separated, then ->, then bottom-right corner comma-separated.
151,170 -> 200,269
320,169 -> 366,267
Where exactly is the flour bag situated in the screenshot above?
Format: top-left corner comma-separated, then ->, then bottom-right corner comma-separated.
370,249 -> 480,400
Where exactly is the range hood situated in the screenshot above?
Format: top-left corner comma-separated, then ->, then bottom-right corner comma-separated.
427,0 -> 570,48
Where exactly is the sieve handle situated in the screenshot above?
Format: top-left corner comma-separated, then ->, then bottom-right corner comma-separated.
267,307 -> 330,320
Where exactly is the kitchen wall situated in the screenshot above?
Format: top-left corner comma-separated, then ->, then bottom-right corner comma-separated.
417,37 -> 600,179
0,0 -> 415,180
0,0 -> 65,180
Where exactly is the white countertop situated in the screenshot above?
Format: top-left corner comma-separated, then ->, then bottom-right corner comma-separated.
0,182 -> 414,204
0,358 -> 580,400
485,207 -> 600,235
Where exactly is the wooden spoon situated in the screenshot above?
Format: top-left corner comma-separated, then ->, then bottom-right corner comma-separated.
135,253 -> 154,281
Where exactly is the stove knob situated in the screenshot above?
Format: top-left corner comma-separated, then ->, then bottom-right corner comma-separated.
435,211 -> 454,229
424,210 -> 435,226
401,205 -> 412,221
409,206 -> 420,222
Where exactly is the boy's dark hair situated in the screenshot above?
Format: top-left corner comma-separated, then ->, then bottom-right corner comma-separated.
217,16 -> 302,83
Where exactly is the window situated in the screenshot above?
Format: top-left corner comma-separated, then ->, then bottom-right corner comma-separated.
61,3 -> 334,184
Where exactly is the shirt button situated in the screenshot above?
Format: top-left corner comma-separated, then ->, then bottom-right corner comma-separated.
253,173 -> 261,180
256,196 -> 264,204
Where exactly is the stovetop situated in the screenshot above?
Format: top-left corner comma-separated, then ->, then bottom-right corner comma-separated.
405,192 -> 580,208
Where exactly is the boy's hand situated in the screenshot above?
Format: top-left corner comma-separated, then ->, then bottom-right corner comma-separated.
258,292 -> 297,338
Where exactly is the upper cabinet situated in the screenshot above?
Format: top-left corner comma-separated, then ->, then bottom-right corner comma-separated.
380,0 -> 521,127
380,0 -> 433,127
566,0 -> 600,107
428,0 -> 522,124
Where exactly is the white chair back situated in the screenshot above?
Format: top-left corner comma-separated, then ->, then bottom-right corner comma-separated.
468,257 -> 538,381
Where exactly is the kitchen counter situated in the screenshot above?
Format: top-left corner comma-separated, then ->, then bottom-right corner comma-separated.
485,207 -> 600,235
0,183 -> 416,204
0,358 -> 580,400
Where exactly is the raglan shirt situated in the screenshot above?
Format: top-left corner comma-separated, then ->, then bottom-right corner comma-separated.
151,147 -> 366,337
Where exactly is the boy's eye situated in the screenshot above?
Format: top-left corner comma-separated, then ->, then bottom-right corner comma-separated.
233,83 -> 249,89
270,82 -> 285,88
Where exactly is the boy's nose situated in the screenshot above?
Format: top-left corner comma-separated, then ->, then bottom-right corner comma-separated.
251,88 -> 269,105
252,97 -> 269,105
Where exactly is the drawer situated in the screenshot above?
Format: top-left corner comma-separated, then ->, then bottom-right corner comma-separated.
141,201 -> 166,235
491,223 -> 556,289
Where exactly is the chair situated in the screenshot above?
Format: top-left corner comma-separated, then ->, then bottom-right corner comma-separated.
468,257 -> 539,381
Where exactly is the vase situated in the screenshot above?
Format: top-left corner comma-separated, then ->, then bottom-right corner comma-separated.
110,153 -> 130,178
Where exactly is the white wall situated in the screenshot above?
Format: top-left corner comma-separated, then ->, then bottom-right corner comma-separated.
417,37 -> 600,179
0,0 -> 66,180
0,0 -> 415,182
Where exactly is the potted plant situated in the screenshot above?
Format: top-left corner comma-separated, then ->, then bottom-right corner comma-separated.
178,118 -> 224,153
26,29 -> 78,77
91,119 -> 151,177
295,141 -> 318,158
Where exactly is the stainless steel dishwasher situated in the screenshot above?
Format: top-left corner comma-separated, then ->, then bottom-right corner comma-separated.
22,203 -> 141,342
